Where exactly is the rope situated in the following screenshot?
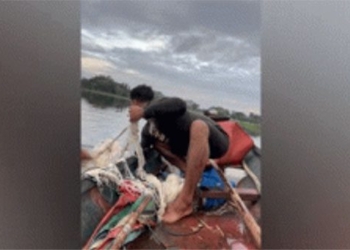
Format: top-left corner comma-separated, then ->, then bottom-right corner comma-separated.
129,123 -> 146,179
210,160 -> 261,249
82,166 -> 124,189
116,158 -> 136,180
94,126 -> 128,159
83,122 -> 185,249
126,122 -> 174,220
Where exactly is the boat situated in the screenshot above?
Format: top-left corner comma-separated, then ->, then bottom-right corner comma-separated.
81,121 -> 261,249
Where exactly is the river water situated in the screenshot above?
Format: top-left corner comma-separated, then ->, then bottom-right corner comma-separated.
81,98 -> 261,149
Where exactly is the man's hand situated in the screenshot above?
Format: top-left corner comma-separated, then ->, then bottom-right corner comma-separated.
129,105 -> 144,122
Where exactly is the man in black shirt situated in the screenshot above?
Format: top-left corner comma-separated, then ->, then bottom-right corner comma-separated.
129,85 -> 229,223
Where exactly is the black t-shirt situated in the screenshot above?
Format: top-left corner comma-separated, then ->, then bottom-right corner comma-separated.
141,97 -> 229,158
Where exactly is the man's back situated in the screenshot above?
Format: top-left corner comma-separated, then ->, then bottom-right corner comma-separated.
142,97 -> 229,158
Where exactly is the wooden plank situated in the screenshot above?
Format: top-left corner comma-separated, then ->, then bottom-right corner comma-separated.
198,188 -> 260,201
210,161 -> 261,249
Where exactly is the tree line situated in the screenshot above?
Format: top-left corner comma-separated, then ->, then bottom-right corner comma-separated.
81,75 -> 261,136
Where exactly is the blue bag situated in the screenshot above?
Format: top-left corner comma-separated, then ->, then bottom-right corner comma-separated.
199,167 -> 236,210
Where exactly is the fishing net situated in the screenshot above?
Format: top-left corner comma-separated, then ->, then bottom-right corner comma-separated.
82,122 -> 184,249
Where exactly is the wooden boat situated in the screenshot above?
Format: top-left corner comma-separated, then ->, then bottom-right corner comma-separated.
125,146 -> 261,250
81,120 -> 261,249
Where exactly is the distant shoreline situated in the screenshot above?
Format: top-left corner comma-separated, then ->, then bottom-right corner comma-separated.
82,88 -> 131,101
80,90 -> 261,137
81,75 -> 260,136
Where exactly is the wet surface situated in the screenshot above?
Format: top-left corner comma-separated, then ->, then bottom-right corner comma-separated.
126,211 -> 257,249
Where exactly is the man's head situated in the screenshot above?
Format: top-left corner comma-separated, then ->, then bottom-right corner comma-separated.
130,84 -> 154,107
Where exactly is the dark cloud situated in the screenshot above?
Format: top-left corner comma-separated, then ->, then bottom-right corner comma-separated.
81,0 -> 261,114
82,0 -> 260,46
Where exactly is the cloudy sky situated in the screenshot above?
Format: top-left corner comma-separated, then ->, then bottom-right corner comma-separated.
81,0 -> 261,115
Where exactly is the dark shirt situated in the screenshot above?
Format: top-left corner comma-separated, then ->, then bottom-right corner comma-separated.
141,97 -> 229,159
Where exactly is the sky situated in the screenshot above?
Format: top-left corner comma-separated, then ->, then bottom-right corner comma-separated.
81,0 -> 261,115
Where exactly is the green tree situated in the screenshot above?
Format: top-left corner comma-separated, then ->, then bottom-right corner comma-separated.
81,75 -> 130,97
231,111 -> 247,121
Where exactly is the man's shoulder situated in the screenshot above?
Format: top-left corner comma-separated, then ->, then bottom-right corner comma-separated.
188,110 -> 206,119
188,110 -> 217,124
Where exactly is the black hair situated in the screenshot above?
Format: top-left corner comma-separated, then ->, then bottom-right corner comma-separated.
130,84 -> 154,102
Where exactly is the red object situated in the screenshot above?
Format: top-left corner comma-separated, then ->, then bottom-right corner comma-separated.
83,180 -> 141,250
215,121 -> 254,166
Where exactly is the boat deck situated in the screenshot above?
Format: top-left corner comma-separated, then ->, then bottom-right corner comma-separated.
126,203 -> 259,249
